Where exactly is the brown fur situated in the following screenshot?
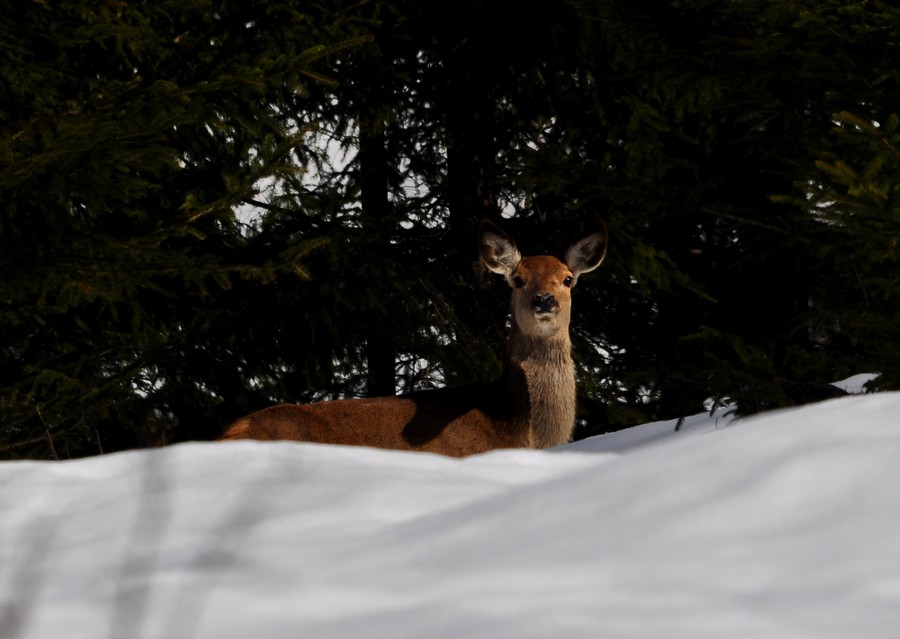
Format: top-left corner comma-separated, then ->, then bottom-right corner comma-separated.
219,220 -> 607,457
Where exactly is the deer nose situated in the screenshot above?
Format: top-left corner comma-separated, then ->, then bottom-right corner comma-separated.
532,293 -> 558,313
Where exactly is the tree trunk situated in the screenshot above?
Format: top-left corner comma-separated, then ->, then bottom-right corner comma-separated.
358,102 -> 397,397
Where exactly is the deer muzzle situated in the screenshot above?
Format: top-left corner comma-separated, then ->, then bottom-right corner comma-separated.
531,293 -> 559,315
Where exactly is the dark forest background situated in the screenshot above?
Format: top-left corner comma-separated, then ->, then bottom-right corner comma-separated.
2,0 -> 899,459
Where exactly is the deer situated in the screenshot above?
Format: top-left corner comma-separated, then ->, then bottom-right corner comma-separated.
218,219 -> 608,457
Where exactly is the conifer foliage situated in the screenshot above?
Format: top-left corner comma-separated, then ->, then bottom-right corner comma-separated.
2,1 -> 899,458
0,1 -> 367,456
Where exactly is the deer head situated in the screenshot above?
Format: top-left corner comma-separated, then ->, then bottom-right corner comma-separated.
479,219 -> 608,339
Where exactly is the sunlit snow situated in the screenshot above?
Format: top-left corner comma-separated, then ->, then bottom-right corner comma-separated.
2,388 -> 899,638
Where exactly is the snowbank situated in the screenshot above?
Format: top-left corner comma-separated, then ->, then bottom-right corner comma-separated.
2,393 -> 899,638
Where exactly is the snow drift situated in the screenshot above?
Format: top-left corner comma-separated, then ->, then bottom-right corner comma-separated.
2,392 -> 899,638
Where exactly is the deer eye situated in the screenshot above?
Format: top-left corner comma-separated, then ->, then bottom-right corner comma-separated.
512,276 -> 525,289
563,276 -> 574,288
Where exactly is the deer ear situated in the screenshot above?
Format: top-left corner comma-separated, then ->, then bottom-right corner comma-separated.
565,221 -> 608,278
479,219 -> 522,276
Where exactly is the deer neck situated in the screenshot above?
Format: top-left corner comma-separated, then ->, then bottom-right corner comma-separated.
507,323 -> 577,449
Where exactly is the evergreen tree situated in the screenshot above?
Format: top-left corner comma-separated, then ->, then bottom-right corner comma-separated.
0,1 -> 370,457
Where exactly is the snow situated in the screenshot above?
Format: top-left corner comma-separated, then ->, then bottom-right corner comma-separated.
2,392 -> 900,638
832,372 -> 879,394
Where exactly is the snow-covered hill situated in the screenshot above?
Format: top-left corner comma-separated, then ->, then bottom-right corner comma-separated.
2,392 -> 899,638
